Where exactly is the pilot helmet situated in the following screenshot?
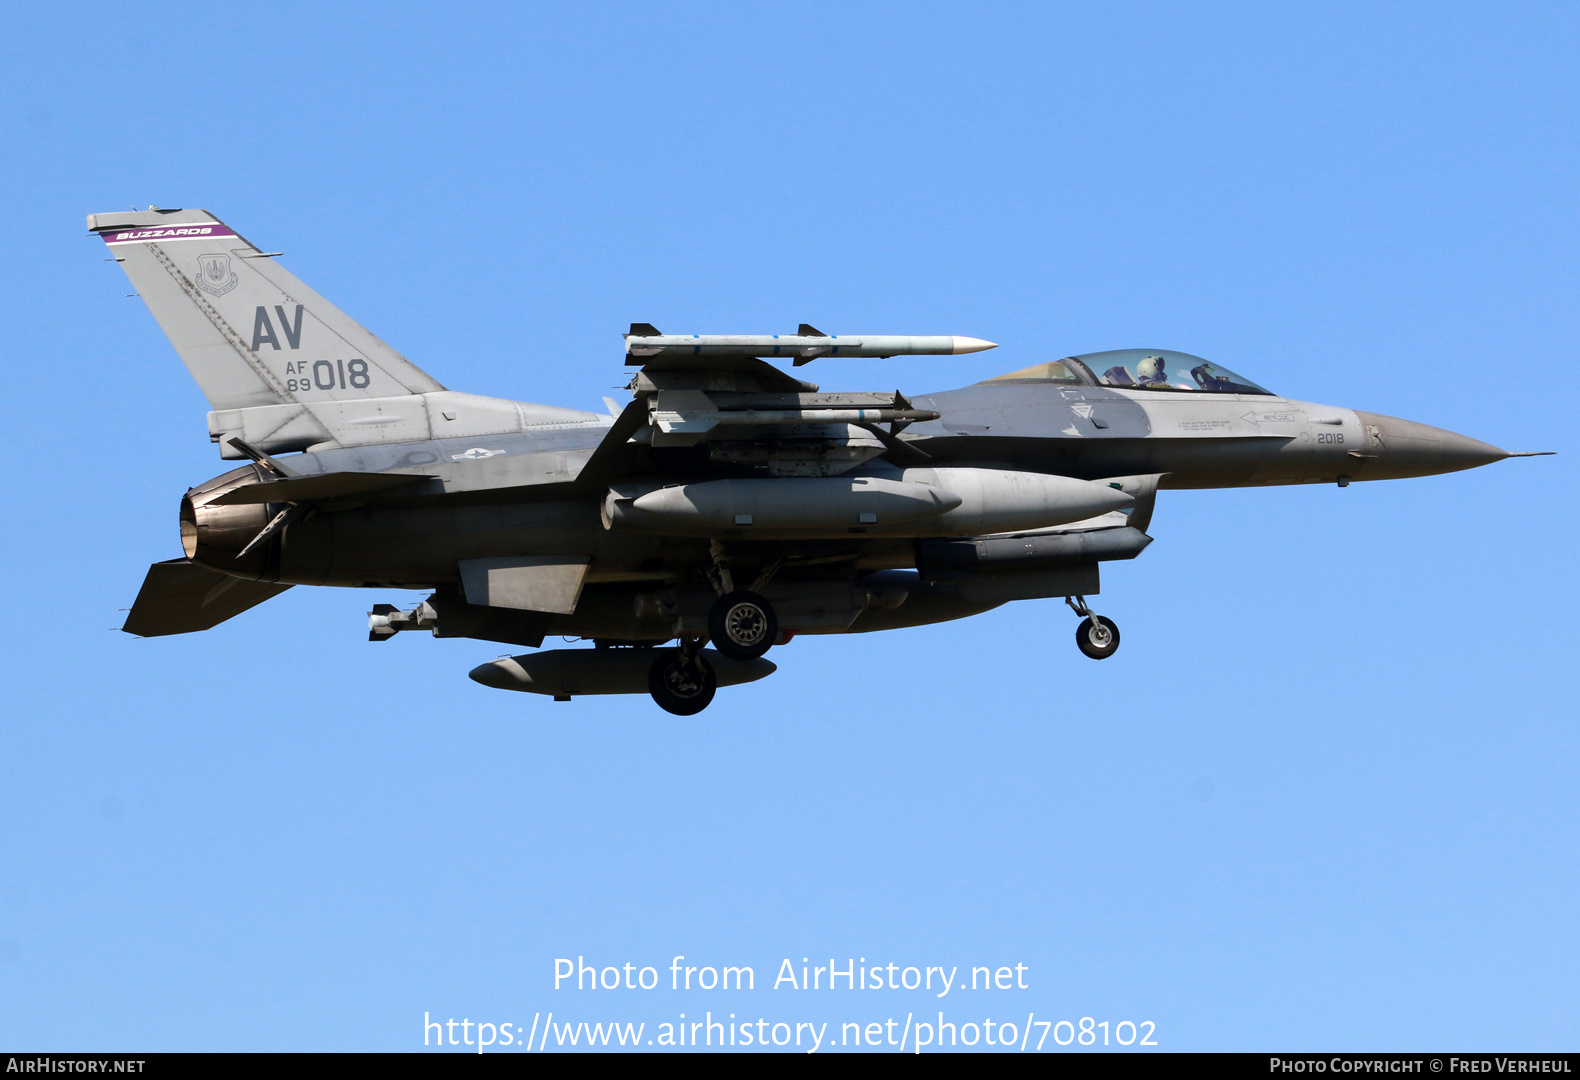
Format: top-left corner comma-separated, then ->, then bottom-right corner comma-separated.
1136,355 -> 1168,383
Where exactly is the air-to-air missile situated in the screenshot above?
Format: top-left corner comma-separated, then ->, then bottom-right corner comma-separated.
96,208 -> 1552,714
625,323 -> 998,365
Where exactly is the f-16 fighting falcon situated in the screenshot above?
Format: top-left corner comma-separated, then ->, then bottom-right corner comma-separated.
96,208 -> 1551,714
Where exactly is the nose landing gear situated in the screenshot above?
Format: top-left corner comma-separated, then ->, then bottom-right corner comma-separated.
1065,595 -> 1120,660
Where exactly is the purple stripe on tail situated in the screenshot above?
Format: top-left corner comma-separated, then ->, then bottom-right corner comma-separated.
102,224 -> 237,244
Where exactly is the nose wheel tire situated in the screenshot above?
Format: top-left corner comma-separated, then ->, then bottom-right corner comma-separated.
1075,615 -> 1120,660
707,590 -> 778,661
648,650 -> 717,715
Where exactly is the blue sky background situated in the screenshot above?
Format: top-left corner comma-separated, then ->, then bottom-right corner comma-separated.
0,1 -> 1575,1052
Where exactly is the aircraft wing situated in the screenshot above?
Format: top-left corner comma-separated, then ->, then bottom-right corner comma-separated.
122,559 -> 292,636
570,397 -> 653,493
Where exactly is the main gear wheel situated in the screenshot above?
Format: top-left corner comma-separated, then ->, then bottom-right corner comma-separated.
707,591 -> 778,661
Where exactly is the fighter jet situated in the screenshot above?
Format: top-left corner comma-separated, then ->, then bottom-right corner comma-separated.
95,208 -> 1551,714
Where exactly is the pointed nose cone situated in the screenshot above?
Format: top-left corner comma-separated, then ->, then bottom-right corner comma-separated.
950,336 -> 998,354
1353,411 -> 1508,479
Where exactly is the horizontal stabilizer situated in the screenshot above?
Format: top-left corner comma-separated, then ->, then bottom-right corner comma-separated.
211,470 -> 437,505
122,559 -> 292,637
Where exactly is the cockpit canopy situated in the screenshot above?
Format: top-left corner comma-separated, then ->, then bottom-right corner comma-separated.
985,349 -> 1273,396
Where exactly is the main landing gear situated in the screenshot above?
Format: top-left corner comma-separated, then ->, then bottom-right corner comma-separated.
647,544 -> 783,713
705,542 -> 780,662
1065,595 -> 1120,660
708,591 -> 778,661
648,639 -> 717,716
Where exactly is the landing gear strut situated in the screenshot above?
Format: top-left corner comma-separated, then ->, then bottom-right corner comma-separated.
1066,595 -> 1120,660
647,638 -> 717,715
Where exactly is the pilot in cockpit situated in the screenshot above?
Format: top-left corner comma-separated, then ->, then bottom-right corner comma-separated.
1135,355 -> 1171,387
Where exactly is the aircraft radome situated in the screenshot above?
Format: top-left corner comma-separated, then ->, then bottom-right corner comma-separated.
95,208 -> 1552,714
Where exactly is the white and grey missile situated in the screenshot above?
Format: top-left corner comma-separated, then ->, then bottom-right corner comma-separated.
625,323 -> 997,365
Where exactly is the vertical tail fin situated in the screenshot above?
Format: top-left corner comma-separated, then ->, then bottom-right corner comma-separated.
90,208 -> 445,413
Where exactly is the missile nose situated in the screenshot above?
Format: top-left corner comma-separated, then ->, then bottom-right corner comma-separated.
1352,411 -> 1508,479
950,336 -> 998,354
